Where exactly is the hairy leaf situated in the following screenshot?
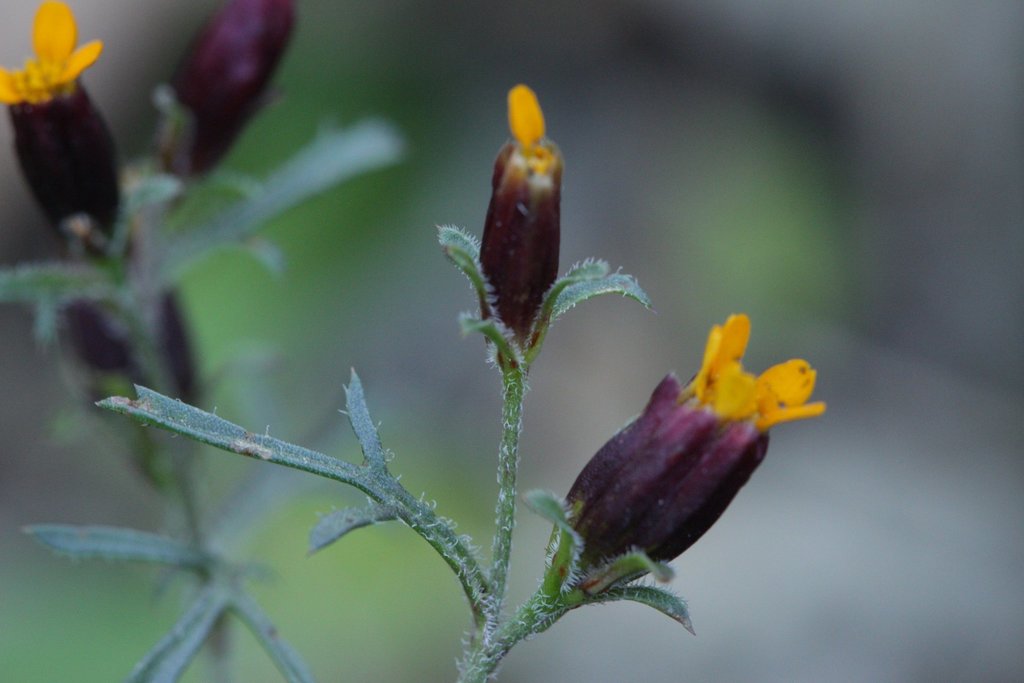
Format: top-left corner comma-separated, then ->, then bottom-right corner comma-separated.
550,272 -> 651,321
438,224 -> 489,314
586,584 -> 695,635
231,592 -> 317,683
25,525 -> 210,569
309,503 -> 396,555
0,262 -> 115,304
344,371 -> 387,469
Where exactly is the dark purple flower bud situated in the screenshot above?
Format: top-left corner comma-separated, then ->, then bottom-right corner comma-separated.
164,0 -> 295,176
567,374 -> 769,567
63,291 -> 197,402
480,84 -> 562,344
8,87 -> 120,240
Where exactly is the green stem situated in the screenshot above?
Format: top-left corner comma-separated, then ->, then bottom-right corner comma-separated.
488,365 -> 527,621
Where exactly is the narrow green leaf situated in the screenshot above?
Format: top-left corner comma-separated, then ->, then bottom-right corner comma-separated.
164,120 -> 404,275
438,224 -> 489,315
344,370 -> 387,469
0,262 -> 115,303
231,591 -> 317,683
550,272 -> 651,321
123,173 -> 184,214
25,525 -> 210,569
97,387 -> 363,486
309,503 -> 396,555
587,584 -> 695,635
523,490 -> 577,539
581,550 -> 674,595
125,586 -> 229,683
458,314 -> 520,365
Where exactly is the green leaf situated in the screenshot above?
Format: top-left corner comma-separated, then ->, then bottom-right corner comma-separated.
123,174 -> 185,215
25,525 -> 211,569
438,224 -> 490,316
550,271 -> 651,321
344,370 -> 388,470
458,314 -> 520,365
230,591 -> 317,683
580,550 -> 674,595
164,120 -> 404,276
587,584 -> 695,635
523,490 -> 578,539
308,503 -> 396,555
126,586 -> 229,683
0,262 -> 115,304
98,387 -> 363,485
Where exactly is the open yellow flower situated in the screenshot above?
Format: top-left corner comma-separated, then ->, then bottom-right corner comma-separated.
684,313 -> 826,430
0,2 -> 103,105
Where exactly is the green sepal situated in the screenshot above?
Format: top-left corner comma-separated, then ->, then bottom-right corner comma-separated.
309,503 -> 396,555
163,120 -> 404,277
230,591 -> 317,683
580,549 -> 674,595
25,524 -> 212,569
125,585 -> 230,683
344,370 -> 388,470
583,584 -> 694,635
438,224 -> 491,318
524,490 -> 582,596
459,314 -> 521,367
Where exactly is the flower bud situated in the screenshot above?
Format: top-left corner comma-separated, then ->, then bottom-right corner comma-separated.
480,85 -> 562,343
63,292 -> 197,402
164,0 -> 295,176
567,315 -> 825,571
1,2 -> 119,239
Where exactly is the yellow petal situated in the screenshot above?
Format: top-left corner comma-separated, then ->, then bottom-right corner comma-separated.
508,84 -> 545,149
757,359 -> 816,406
756,401 -> 826,431
690,323 -> 722,401
711,363 -> 757,419
714,314 -> 750,372
0,68 -> 22,104
60,40 -> 102,83
33,1 -> 78,64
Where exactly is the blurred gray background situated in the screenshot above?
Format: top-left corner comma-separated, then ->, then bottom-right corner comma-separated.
1,0 -> 1022,681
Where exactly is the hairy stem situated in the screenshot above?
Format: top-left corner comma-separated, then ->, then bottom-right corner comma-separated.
488,365 -> 527,622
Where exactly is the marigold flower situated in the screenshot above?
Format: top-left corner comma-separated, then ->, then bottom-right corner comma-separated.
1,2 -> 118,237
480,84 -> 563,344
567,314 -> 824,571
0,1 -> 103,105
163,0 -> 295,176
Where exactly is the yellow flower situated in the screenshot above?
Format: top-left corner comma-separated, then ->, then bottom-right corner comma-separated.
507,84 -> 555,175
0,2 -> 103,105
685,313 -> 826,430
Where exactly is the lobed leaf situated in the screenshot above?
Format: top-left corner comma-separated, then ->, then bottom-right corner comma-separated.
309,503 -> 396,555
25,524 -> 211,569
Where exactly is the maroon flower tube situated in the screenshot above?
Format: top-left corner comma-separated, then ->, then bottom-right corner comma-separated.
9,87 -> 120,237
165,0 -> 295,176
567,374 -> 768,566
480,85 -> 562,344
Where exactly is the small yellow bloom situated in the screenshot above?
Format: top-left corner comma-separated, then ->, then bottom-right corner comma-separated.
684,313 -> 826,430
0,2 -> 103,105
507,84 -> 554,175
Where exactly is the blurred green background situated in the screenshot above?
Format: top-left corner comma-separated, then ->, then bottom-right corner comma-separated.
2,0 -> 1022,681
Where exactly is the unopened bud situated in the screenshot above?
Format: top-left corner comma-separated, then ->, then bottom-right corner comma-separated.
164,0 -> 295,176
480,85 -> 562,343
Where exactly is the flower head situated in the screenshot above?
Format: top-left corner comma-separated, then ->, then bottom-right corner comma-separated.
480,84 -> 563,343
566,314 -> 824,574
0,2 -> 103,105
684,313 -> 826,430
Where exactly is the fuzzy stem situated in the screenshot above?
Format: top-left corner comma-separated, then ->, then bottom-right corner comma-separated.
488,365 -> 527,622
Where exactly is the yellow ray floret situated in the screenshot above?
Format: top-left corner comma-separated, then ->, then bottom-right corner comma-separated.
506,84 -> 554,175
0,2 -> 103,105
685,313 -> 826,431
